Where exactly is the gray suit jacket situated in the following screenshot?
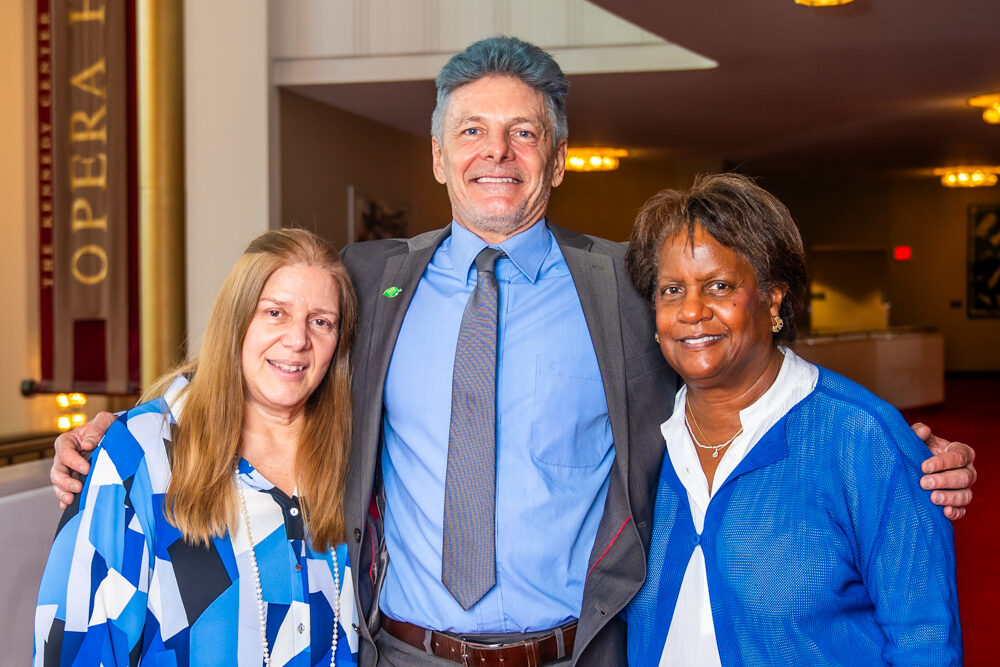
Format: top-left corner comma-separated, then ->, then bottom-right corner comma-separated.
341,222 -> 677,666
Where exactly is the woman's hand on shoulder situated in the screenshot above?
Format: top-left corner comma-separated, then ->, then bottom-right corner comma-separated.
914,422 -> 976,520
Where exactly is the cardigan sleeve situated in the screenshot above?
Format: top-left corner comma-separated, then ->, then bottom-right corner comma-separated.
842,401 -> 962,665
34,414 -> 158,666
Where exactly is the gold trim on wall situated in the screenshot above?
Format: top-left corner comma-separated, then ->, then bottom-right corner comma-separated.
138,0 -> 186,389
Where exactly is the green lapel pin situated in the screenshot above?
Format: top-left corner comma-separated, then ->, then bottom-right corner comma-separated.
382,286 -> 402,298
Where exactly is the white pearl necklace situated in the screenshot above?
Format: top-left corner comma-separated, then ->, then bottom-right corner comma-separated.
235,469 -> 341,666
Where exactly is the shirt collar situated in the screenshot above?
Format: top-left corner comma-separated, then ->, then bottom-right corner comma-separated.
737,347 -> 817,425
659,347 -> 818,504
662,347 -> 816,435
448,218 -> 551,285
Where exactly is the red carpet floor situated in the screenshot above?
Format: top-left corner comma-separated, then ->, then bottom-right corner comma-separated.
901,373 -> 1000,667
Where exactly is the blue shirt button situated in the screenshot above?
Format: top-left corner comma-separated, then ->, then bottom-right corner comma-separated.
692,534 -> 701,545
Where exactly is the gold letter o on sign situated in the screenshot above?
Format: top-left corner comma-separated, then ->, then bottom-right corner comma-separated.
71,244 -> 108,285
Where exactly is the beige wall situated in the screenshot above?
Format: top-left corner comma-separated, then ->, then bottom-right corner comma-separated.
184,0 -> 271,349
0,0 -> 36,437
550,155 -> 722,240
766,177 -> 1000,371
279,90 -> 451,246
886,181 -> 1000,371
809,249 -> 890,333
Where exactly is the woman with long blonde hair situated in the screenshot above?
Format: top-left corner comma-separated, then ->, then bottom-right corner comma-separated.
35,228 -> 359,666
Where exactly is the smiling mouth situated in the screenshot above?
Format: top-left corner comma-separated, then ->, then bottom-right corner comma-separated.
472,176 -> 521,184
679,334 -> 724,345
268,360 -> 305,372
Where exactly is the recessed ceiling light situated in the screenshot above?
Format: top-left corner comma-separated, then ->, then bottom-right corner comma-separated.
565,148 -> 629,172
968,93 -> 1000,125
932,166 -> 999,188
794,0 -> 855,7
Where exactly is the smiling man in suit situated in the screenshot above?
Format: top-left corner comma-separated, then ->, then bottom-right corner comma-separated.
340,37 -> 677,666
52,35 -> 976,667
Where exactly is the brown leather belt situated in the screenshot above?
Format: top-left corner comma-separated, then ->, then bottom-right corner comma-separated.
381,616 -> 577,667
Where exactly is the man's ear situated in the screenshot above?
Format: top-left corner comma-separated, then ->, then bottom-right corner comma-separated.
550,139 -> 568,188
432,137 -> 447,185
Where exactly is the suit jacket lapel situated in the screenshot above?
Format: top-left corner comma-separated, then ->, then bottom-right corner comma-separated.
358,227 -> 451,426
551,226 -> 630,481
551,224 -> 648,661
348,226 -> 450,532
345,227 -> 450,656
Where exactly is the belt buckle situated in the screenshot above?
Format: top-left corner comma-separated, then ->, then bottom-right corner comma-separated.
464,637 -> 512,651
461,637 -> 530,667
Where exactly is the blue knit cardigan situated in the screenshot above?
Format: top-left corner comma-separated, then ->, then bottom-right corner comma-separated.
625,368 -> 961,666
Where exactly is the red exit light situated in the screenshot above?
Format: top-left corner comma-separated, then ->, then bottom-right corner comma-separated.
893,246 -> 912,261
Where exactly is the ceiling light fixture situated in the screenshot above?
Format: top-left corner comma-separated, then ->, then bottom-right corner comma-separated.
565,148 -> 629,172
932,166 -> 999,188
794,0 -> 855,7
967,93 -> 1000,125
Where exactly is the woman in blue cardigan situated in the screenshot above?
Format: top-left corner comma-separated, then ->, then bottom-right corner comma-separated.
622,174 -> 961,665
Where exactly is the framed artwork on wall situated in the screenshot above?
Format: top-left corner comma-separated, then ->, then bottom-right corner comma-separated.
968,203 -> 1000,318
347,185 -> 409,243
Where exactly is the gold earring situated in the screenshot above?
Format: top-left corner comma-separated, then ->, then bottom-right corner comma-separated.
654,332 -> 660,343
771,315 -> 784,333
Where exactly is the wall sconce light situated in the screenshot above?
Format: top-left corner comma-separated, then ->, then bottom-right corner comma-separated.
57,414 -> 87,431
967,93 -> 1000,125
55,393 -> 88,431
933,166 -> 999,188
566,148 -> 629,172
56,392 -> 87,408
794,0 -> 855,6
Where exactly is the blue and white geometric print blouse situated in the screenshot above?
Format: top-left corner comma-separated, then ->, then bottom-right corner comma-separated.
34,388 -> 358,666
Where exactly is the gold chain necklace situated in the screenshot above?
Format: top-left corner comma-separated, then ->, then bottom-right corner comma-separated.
685,402 -> 743,459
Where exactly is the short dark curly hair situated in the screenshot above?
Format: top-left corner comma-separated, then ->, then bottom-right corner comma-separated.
624,173 -> 808,344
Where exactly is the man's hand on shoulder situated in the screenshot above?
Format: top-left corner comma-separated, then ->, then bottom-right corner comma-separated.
51,411 -> 116,509
914,422 -> 977,520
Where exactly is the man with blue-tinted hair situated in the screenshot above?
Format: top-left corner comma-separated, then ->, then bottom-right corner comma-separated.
339,36 -> 675,666
53,35 -> 976,667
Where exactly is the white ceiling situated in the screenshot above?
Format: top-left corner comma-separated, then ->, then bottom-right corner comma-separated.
283,0 -> 1000,178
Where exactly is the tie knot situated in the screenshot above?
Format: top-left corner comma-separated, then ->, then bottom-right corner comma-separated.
474,247 -> 503,274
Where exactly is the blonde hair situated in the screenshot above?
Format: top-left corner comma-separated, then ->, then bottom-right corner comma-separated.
144,228 -> 356,551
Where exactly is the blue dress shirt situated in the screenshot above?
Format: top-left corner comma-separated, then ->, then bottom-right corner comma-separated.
379,219 -> 614,633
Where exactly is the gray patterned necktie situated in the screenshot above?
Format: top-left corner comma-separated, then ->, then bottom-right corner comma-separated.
442,246 -> 502,609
